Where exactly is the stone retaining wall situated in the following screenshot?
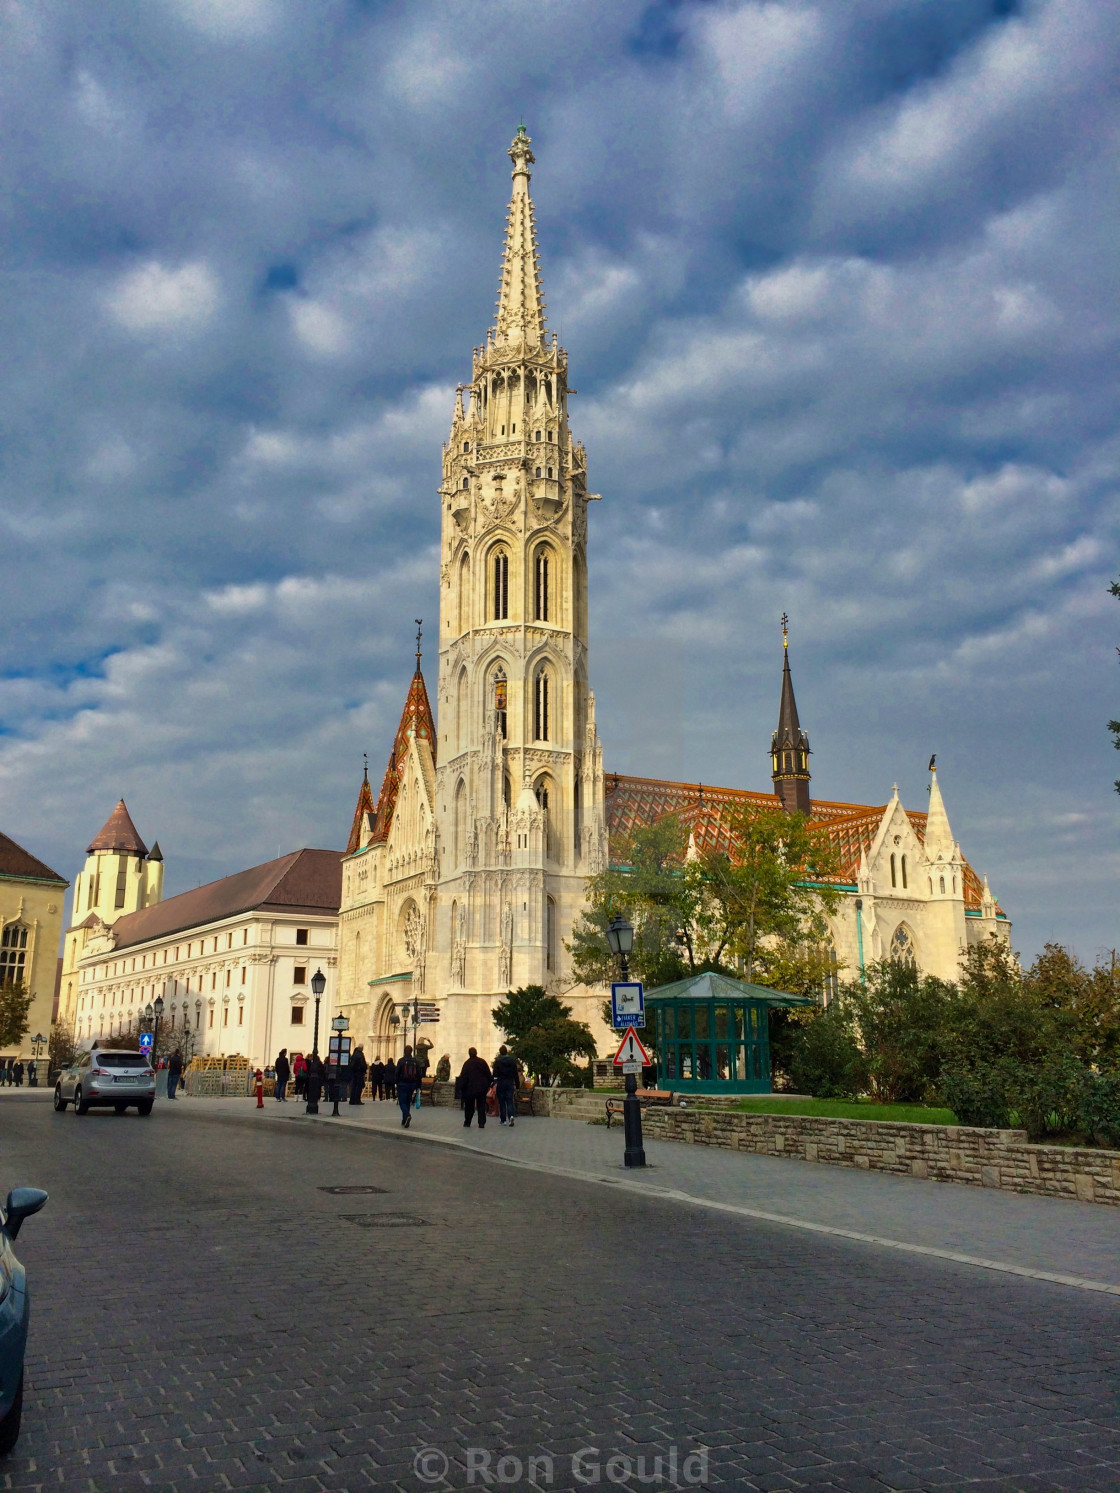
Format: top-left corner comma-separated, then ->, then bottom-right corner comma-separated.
540,1089 -> 1120,1206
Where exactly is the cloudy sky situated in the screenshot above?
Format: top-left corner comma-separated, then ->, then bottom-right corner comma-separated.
1,0 -> 1117,963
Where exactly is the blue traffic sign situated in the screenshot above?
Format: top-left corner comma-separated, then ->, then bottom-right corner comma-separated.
611,981 -> 645,1029
138,1032 -> 153,1052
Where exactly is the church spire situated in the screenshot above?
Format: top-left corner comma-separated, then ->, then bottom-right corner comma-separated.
925,759 -> 955,857
345,754 -> 376,856
771,615 -> 811,814
493,126 -> 547,350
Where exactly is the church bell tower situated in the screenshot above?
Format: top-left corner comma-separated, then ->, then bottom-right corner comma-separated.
432,128 -> 607,1016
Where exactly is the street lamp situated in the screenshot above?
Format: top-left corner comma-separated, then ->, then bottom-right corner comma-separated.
30,1033 -> 44,1086
606,913 -> 635,982
606,913 -> 645,1169
310,968 -> 326,1059
152,994 -> 164,1063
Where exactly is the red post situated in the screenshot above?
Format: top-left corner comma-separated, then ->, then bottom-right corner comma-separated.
255,1069 -> 264,1108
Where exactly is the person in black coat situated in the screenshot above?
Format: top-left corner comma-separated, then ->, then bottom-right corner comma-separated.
458,1048 -> 492,1129
274,1049 -> 291,1102
493,1045 -> 519,1127
349,1045 -> 368,1105
383,1056 -> 397,1101
305,1052 -> 325,1111
370,1058 -> 385,1099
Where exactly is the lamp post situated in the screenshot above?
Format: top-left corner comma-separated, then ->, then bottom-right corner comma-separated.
30,1033 -> 44,1086
310,968 -> 326,1058
152,994 -> 164,1065
606,913 -> 646,1169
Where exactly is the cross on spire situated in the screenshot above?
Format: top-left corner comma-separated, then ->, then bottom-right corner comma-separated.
414,618 -> 423,670
781,612 -> 789,648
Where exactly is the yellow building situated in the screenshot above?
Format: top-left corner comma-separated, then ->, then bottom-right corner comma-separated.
0,830 -> 68,1061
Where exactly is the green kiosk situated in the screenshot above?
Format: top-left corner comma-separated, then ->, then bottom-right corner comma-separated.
646,971 -> 815,1095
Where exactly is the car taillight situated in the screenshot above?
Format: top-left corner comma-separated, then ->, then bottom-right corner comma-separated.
93,1067 -> 108,1076
144,1069 -> 154,1078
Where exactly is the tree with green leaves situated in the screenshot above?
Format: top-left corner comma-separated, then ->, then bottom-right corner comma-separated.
569,804 -> 843,994
491,984 -> 598,1085
0,980 -> 33,1052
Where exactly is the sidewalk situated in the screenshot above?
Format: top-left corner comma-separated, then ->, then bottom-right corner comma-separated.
166,1092 -> 1120,1295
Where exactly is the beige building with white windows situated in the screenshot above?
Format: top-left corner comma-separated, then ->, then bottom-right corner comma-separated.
332,129 -> 1011,1066
59,801 -> 341,1063
0,830 -> 68,1062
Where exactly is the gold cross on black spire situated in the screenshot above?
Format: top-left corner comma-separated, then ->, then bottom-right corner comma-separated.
781,612 -> 789,648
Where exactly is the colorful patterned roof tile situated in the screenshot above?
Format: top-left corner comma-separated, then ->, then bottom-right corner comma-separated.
368,669 -> 436,846
604,774 -> 996,912
345,769 -> 376,856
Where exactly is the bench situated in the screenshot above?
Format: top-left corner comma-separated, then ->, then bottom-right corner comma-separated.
605,1090 -> 674,1128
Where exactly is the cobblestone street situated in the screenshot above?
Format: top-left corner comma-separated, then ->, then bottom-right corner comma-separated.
2,1093 -> 1119,1492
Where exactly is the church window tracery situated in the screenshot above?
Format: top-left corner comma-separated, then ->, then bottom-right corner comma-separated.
890,925 -> 916,965
0,923 -> 28,985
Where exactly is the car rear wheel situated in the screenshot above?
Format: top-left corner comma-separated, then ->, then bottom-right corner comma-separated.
53,1086 -> 67,1112
0,1370 -> 23,1455
137,1099 -> 153,1116
74,1086 -> 89,1115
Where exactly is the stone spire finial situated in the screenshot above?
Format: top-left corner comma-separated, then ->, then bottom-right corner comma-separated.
493,127 -> 547,349
925,759 -> 955,857
771,622 -> 811,815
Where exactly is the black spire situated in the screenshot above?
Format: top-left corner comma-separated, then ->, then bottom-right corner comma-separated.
771,616 -> 811,814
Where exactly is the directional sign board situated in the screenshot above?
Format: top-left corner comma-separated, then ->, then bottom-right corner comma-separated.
138,1033 -> 153,1054
610,981 -> 645,1029
612,1028 -> 651,1068
417,1004 -> 441,1023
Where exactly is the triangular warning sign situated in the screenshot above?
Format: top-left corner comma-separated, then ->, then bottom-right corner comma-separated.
613,1028 -> 651,1066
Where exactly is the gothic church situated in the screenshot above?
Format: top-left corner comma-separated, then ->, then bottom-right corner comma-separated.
334,130 -> 1011,1063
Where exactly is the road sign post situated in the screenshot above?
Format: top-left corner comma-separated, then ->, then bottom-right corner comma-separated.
612,1028 -> 651,1169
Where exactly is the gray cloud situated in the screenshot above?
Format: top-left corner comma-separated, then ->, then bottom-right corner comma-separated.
0,0 -> 1117,962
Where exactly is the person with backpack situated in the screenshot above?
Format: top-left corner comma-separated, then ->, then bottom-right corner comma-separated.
395,1045 -> 421,1128
458,1048 -> 492,1129
274,1049 -> 291,1102
493,1045 -> 519,1127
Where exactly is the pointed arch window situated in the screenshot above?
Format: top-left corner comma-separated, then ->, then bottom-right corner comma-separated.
535,465 -> 542,478
455,666 -> 468,752
533,667 -> 551,742
546,466 -> 553,479
454,780 -> 468,868
901,855 -> 908,889
534,548 -> 551,622
492,549 -> 509,620
889,925 -> 916,966
546,896 -> 557,972
462,476 -> 469,488
890,853 -> 897,888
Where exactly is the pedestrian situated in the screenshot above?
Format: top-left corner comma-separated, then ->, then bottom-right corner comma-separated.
27,1058 -> 37,1088
395,1044 -> 421,1127
493,1044 -> 519,1127
370,1056 -> 385,1099
274,1048 -> 291,1102
435,1052 -> 451,1083
416,1044 -> 431,1079
458,1047 -> 492,1129
293,1052 -> 307,1098
167,1048 -> 183,1100
349,1044 -> 368,1105
383,1056 -> 397,1102
13,1060 -> 23,1088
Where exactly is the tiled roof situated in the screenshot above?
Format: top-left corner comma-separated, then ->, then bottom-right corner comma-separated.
604,774 -> 995,912
0,831 -> 67,886
105,849 -> 343,951
368,669 -> 436,846
87,800 -> 148,856
346,772 -> 376,856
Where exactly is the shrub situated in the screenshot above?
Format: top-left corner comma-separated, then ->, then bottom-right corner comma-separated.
786,1004 -> 867,1099
1079,1071 -> 1120,1149
940,1064 -> 1013,1129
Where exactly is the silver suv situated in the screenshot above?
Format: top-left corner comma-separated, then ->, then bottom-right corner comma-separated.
54,1048 -> 156,1116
